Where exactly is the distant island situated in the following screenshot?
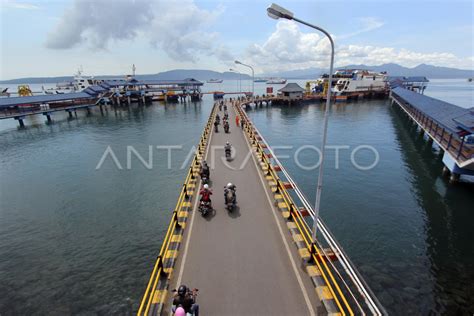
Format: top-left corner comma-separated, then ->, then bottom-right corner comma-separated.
1,63 -> 473,84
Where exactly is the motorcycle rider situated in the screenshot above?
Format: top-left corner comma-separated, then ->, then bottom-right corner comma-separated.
224,182 -> 237,205
199,184 -> 212,203
224,142 -> 232,156
223,120 -> 230,132
200,161 -> 210,178
172,285 -> 199,316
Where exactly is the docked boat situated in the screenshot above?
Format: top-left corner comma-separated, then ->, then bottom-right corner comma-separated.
333,69 -> 387,95
266,78 -> 287,84
43,68 -> 102,94
213,91 -> 225,99
207,79 -> 223,83
0,87 -> 10,97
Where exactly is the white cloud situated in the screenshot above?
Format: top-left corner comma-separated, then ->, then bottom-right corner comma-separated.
45,0 -> 233,63
1,0 -> 39,10
245,20 -> 473,72
338,17 -> 384,39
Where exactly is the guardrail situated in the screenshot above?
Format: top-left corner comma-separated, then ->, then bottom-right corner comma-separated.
138,104 -> 217,316
234,98 -> 385,315
391,94 -> 474,165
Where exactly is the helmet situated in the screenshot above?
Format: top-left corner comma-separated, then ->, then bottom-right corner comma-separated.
203,184 -> 209,189
175,307 -> 186,316
177,285 -> 187,296
226,183 -> 233,188
226,141 -> 230,146
203,160 -> 208,166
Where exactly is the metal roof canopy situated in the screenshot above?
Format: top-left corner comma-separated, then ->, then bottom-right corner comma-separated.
0,92 -> 95,108
392,87 -> 473,134
278,83 -> 305,93
103,78 -> 203,87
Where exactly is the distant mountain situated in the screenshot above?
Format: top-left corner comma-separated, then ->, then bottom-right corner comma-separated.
269,63 -> 473,79
1,64 -> 472,84
144,69 -> 251,80
0,69 -> 251,84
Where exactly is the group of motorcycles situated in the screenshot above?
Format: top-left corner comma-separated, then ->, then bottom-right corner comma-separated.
214,105 -> 230,134
199,101 -> 237,217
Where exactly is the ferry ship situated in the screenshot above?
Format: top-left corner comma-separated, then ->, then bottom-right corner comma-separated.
43,68 -> 101,94
332,69 -> 387,95
266,78 -> 287,84
207,79 -> 223,83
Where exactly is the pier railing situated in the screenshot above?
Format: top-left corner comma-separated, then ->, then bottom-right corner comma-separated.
138,105 -> 216,315
235,98 -> 386,315
391,94 -> 474,166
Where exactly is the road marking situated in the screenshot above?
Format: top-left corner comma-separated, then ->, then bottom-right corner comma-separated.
240,105 -> 316,315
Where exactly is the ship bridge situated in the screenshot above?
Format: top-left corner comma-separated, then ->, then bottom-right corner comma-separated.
138,99 -> 385,315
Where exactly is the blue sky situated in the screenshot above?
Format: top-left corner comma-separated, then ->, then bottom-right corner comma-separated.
1,0 -> 473,79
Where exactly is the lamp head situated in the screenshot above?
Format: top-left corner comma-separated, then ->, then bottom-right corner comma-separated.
267,3 -> 294,20
234,60 -> 242,65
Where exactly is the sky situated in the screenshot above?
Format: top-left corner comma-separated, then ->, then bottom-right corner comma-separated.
0,0 -> 473,79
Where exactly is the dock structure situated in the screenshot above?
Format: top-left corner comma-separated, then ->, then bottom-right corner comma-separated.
390,87 -> 474,182
138,99 -> 385,315
0,90 -> 111,126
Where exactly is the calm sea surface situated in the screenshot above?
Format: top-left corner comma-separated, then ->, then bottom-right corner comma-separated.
0,79 -> 473,314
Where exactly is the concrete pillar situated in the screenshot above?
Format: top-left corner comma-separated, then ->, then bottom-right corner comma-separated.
127,96 -> 131,106
449,172 -> 460,184
46,114 -> 52,122
86,107 -> 91,115
18,118 -> 25,127
67,110 -> 73,118
100,105 -> 104,115
442,166 -> 450,176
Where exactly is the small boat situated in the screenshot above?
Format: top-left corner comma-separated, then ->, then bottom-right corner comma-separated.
207,79 -> 223,83
468,78 -> 473,82
1,87 -> 10,97
213,91 -> 225,99
166,91 -> 179,102
254,79 -> 267,83
266,78 -> 287,84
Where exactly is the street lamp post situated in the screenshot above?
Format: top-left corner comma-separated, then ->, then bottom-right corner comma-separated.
267,3 -> 335,243
229,68 -> 242,94
234,60 -> 254,97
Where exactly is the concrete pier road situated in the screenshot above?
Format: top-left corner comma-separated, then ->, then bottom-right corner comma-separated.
166,102 -> 321,315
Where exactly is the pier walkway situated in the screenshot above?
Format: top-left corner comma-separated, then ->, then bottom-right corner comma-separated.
139,99 -> 385,316
390,87 -> 474,180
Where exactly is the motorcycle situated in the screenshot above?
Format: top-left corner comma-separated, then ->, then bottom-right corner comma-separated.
201,174 -> 209,185
199,200 -> 212,217
172,287 -> 199,316
224,188 -> 236,212
225,147 -> 231,161
224,122 -> 230,133
214,122 -> 219,133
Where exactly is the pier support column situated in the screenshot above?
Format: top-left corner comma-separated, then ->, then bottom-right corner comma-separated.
99,105 -> 104,115
127,96 -> 131,106
86,107 -> 91,116
17,118 -> 25,127
449,172 -> 460,184
44,113 -> 52,123
442,166 -> 450,176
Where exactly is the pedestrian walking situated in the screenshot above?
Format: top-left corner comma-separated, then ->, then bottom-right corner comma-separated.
235,115 -> 240,127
